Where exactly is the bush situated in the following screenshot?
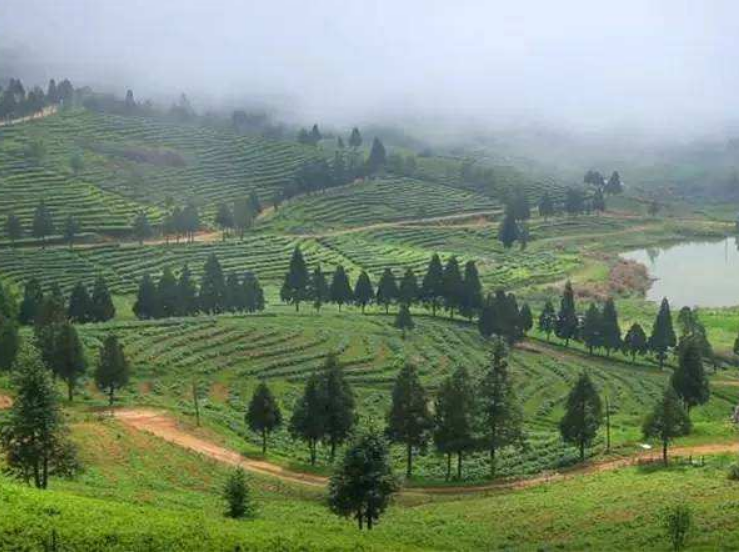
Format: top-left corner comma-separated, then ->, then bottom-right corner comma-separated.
223,468 -> 254,519
727,462 -> 739,481
663,503 -> 692,552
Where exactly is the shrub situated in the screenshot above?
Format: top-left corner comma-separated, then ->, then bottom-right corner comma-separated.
727,462 -> 739,481
663,503 -> 692,552
223,468 -> 254,519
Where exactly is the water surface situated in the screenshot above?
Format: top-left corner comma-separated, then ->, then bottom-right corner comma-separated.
621,238 -> 739,308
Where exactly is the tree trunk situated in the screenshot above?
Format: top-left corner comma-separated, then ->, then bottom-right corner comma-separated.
295,301 -> 300,312
579,440 -> 585,462
367,514 -> 373,530
446,453 -> 451,481
663,440 -> 668,466
330,439 -> 336,461
357,510 -> 363,530
309,440 -> 316,465
67,381 -> 73,402
108,386 -> 115,416
385,304 -> 389,315
406,443 -> 413,478
490,447 -> 497,478
457,451 -> 463,480
42,455 -> 48,489
262,429 -> 267,455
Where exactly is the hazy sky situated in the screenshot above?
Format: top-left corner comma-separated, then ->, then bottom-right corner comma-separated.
2,0 -> 738,134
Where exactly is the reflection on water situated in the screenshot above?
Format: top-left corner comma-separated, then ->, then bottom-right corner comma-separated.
621,238 -> 739,308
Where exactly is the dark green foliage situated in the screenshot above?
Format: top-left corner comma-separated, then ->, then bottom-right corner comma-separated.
0,314 -> 20,371
5,213 -> 23,244
1,345 -> 78,488
68,281 -> 93,324
538,300 -> 557,341
584,170 -> 605,187
309,265 -> 329,312
246,382 -> 282,454
215,203 -> 234,241
54,322 -> 86,401
398,268 -> 419,306
62,215 -> 81,249
94,335 -> 130,408
433,366 -> 476,480
0,282 -> 18,321
605,171 -> 623,195
441,256 -> 464,318
478,294 -> 496,339
328,431 -> 397,530
376,268 -> 398,314
232,198 -> 254,239
19,279 -> 44,326
649,298 -> 677,369
519,303 -> 533,336
131,211 -> 153,245
281,247 -> 310,311
511,190 -> 531,220
32,200 -> 54,246
225,272 -> 244,312
623,323 -> 649,362
133,274 -> 157,320
199,254 -> 226,314
329,265 -> 353,311
90,276 -> 115,322
556,281 -> 579,346
242,272 -> 265,313
157,268 -> 179,318
479,339 -> 525,476
177,264 -> 199,316
248,191 -> 262,215
592,187 -> 606,212
564,188 -> 586,215
734,331 -> 739,358
559,373 -> 603,462
223,468 -> 254,519
366,138 -> 387,175
322,354 -> 356,460
394,303 -> 414,339
182,201 -> 200,242
385,362 -> 432,478
581,303 -> 603,355
348,127 -> 362,149
643,387 -> 691,465
671,337 -> 709,412
353,271 -> 374,313
421,254 -> 444,316
600,298 -> 622,355
460,261 -> 483,321
538,192 -> 555,219
663,504 -> 693,552
497,208 -> 519,249
290,372 -> 326,465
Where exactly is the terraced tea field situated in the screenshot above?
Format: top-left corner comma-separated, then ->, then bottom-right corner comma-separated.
70,310 -> 735,481
0,109 -> 321,232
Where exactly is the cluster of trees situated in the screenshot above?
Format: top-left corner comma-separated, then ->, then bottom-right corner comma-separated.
133,255 -> 264,319
213,192 -> 262,240
536,282 -> 714,372
478,290 -> 533,344
281,247 -> 485,322
0,77 -> 74,121
18,276 -> 116,327
4,202 -> 83,248
584,170 -> 624,195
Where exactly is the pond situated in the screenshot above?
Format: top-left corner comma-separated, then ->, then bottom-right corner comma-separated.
621,238 -> 739,308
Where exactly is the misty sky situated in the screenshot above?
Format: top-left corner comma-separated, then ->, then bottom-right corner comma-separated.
1,0 -> 738,134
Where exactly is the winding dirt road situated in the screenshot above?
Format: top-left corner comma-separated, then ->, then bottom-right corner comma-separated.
115,407 -> 738,496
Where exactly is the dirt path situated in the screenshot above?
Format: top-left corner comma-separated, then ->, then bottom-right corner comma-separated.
115,407 -> 737,496
0,394 -> 12,409
0,105 -> 58,127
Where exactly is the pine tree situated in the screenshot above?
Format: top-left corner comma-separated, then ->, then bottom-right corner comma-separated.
54,322 -> 86,401
559,373 -> 603,462
592,187 -> 606,212
232,198 -> 254,240
4,213 -> 23,246
19,279 -> 44,326
248,191 -> 262,215
177,264 -> 198,316
581,303 -> 603,355
329,265 -> 353,311
519,303 -> 533,336
605,171 -> 623,195
32,200 -> 54,247
538,191 -> 555,220
225,272 -> 244,312
478,294 -> 496,339
600,298 -> 621,355
441,256 -> 464,319
223,468 -> 255,519
281,246 -> 310,311
649,298 -> 677,369
199,254 -> 226,314
62,215 -> 81,249
0,314 -> 20,371
67,282 -> 92,323
353,271 -> 374,313
394,303 -> 414,339
498,208 -> 519,249
538,300 -> 557,341
309,265 -> 329,312
246,382 -> 282,454
329,431 -> 397,530
421,254 -> 445,316
623,323 -> 648,362
348,127 -> 363,149
309,124 -> 322,146
366,138 -> 387,175
671,337 -> 710,412
376,268 -> 398,314
385,362 -> 432,478
215,202 -> 234,241
1,345 -> 78,489
289,371 -> 326,465
322,354 -> 356,460
434,366 -> 476,480
479,339 -> 525,476
643,387 -> 691,465
183,201 -> 200,242
398,268 -> 419,306
90,276 -> 115,322
0,282 -> 18,322
556,281 -> 579,347
131,210 -> 153,245
243,272 -> 265,313
156,268 -> 178,317
133,274 -> 158,320
95,335 -> 130,410
459,260 -> 483,321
